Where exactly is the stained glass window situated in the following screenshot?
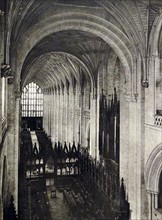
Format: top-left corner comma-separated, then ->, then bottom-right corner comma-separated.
21,82 -> 43,117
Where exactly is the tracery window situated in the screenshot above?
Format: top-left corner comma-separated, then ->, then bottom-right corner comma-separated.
21,82 -> 43,117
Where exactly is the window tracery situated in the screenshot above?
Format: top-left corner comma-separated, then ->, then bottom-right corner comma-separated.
21,82 -> 43,117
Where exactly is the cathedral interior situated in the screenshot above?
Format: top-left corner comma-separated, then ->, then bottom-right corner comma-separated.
1,0 -> 162,219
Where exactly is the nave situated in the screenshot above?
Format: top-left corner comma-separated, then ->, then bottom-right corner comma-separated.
18,130 -> 129,220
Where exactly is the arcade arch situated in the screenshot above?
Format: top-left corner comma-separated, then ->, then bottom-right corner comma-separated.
145,143 -> 162,219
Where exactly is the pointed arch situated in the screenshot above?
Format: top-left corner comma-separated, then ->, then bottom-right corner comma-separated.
13,12 -> 134,97
145,143 -> 162,193
149,12 -> 162,57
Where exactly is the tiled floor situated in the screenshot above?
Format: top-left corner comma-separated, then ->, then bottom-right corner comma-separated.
30,131 -> 40,152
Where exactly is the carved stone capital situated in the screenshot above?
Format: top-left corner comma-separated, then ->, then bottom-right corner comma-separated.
1,64 -> 12,78
1,64 -> 14,84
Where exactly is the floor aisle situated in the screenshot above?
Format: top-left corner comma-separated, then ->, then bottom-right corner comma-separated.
46,186 -> 73,220
30,131 -> 40,152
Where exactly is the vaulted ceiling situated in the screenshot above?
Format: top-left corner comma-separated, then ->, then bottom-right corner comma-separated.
3,0 -> 162,91
21,30 -> 111,90
7,0 -> 112,91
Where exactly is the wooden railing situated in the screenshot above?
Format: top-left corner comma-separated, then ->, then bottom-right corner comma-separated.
20,130 -> 130,219
79,147 -> 130,219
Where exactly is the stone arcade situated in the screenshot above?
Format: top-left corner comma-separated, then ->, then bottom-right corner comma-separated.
1,0 -> 162,219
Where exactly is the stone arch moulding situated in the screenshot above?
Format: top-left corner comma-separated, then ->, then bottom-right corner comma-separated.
13,12 -> 135,99
148,12 -> 162,120
149,12 -> 162,57
145,143 -> 162,193
22,52 -> 91,91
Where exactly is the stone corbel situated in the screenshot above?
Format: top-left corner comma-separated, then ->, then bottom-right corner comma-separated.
1,64 -> 11,77
1,64 -> 13,84
142,79 -> 149,88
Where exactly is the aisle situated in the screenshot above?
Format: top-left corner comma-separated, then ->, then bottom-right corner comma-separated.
30,131 -> 40,152
46,186 -> 73,220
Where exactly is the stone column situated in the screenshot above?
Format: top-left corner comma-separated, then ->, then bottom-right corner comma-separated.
50,88 -> 53,137
145,55 -> 159,124
90,89 -> 99,159
66,90 -> 70,143
43,89 -> 47,133
119,54 -> 148,220
58,89 -> 61,141
62,90 -> 65,142
120,93 -> 145,220
151,192 -> 154,219
46,89 -> 49,134
59,89 -> 63,142
80,91 -> 85,146
74,88 -> 80,144
55,90 -> 59,142
68,88 -> 73,143
73,88 -> 76,141
51,88 -> 55,144
53,90 -> 56,141
153,55 -> 160,113
42,89 -> 45,130
154,192 -> 158,209
62,89 -> 65,142
7,82 -> 17,210
48,89 -> 51,136
147,192 -> 152,220
14,90 -> 21,211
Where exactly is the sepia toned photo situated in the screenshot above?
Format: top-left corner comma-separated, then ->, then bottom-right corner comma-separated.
0,0 -> 162,219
